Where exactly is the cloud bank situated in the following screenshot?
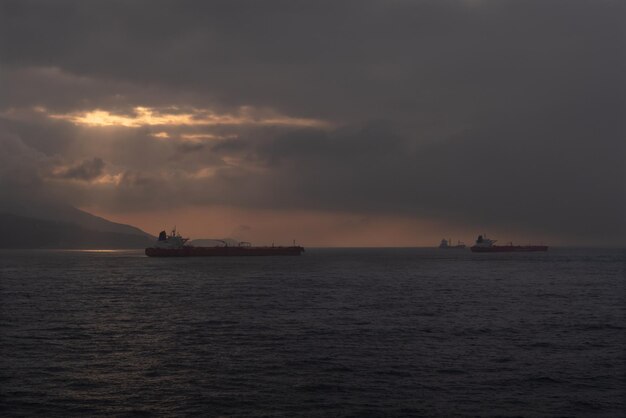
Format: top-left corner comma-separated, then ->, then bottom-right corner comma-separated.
1,0 -> 623,245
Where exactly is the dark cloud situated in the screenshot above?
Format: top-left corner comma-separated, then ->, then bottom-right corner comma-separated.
193,120 -> 622,244
0,129 -> 48,198
51,157 -> 105,181
0,0 -> 624,245
3,1 -> 622,126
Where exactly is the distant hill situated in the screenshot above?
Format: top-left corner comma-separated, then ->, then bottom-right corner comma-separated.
0,196 -> 155,248
0,212 -> 155,249
0,198 -> 151,238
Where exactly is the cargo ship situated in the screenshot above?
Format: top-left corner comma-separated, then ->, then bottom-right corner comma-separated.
145,229 -> 304,257
470,234 -> 548,253
439,238 -> 466,249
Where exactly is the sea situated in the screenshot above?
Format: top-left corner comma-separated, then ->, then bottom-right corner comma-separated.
0,248 -> 624,417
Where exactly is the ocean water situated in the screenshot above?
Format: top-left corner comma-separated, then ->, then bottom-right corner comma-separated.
0,248 -> 624,417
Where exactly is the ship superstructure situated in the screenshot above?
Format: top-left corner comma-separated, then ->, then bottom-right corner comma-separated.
153,228 -> 188,249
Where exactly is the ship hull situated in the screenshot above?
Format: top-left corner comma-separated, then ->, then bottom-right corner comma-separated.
470,245 -> 548,253
145,246 -> 305,257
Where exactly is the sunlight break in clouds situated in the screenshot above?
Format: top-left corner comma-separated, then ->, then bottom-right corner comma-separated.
150,131 -> 170,139
149,132 -> 238,142
180,133 -> 238,141
49,106 -> 330,129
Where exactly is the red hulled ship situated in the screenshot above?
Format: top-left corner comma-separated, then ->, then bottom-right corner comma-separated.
145,229 -> 304,257
470,235 -> 548,253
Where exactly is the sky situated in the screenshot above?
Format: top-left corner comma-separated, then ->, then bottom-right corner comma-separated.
1,0 -> 624,246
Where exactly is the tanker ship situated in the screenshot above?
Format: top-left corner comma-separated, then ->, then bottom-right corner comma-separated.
145,229 -> 304,257
439,238 -> 466,249
470,234 -> 548,253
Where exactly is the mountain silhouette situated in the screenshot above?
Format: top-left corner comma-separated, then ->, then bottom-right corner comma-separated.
0,199 -> 154,249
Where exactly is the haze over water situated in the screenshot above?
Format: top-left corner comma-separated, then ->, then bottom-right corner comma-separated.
1,248 -> 623,416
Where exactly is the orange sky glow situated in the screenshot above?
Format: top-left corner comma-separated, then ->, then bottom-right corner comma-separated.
81,205 -> 561,247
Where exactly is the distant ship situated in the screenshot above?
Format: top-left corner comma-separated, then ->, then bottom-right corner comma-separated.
439,238 -> 466,249
470,235 -> 548,253
145,229 -> 305,257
